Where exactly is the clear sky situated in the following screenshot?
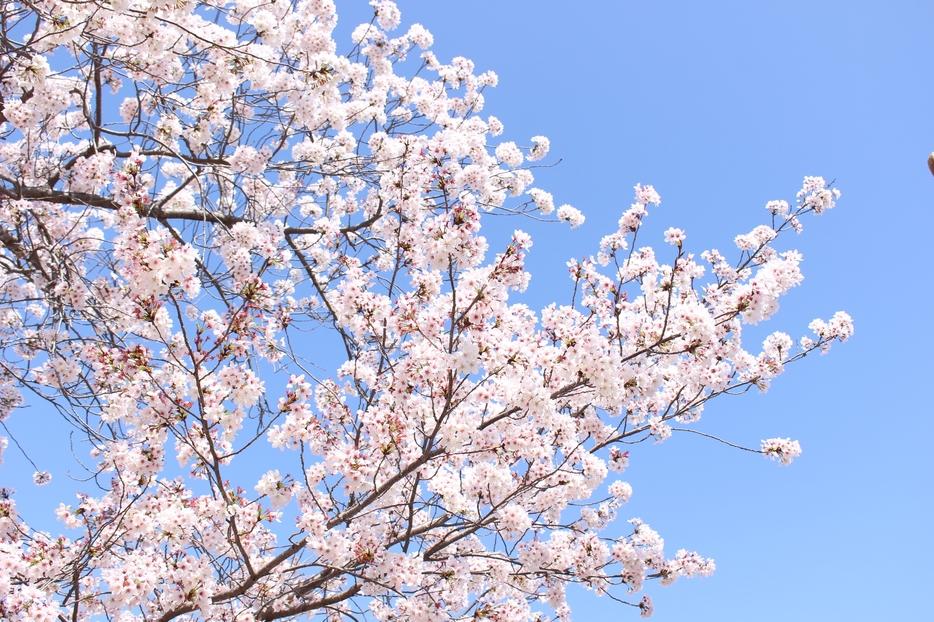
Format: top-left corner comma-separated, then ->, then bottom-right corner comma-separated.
2,1 -> 932,620
367,1 -> 933,620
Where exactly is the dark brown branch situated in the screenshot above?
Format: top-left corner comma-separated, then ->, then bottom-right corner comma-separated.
0,183 -> 383,236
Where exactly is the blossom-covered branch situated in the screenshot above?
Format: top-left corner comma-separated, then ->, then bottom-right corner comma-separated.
0,0 -> 850,620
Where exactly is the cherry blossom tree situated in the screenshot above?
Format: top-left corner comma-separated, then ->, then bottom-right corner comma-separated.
0,0 -> 853,620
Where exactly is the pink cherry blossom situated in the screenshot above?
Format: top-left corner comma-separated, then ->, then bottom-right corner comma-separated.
557,204 -> 586,228
761,437 -> 804,465
0,1 -> 851,620
664,227 -> 686,246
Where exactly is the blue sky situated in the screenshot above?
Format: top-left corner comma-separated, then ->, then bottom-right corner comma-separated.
377,1 -> 933,620
2,1 -> 932,620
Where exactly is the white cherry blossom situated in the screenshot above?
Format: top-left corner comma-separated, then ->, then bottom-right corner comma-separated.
0,1 -> 851,620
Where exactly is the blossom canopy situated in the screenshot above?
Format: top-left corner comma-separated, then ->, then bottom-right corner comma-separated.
0,0 -> 851,620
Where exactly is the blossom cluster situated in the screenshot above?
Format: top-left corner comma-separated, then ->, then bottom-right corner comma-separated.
0,0 -> 851,620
